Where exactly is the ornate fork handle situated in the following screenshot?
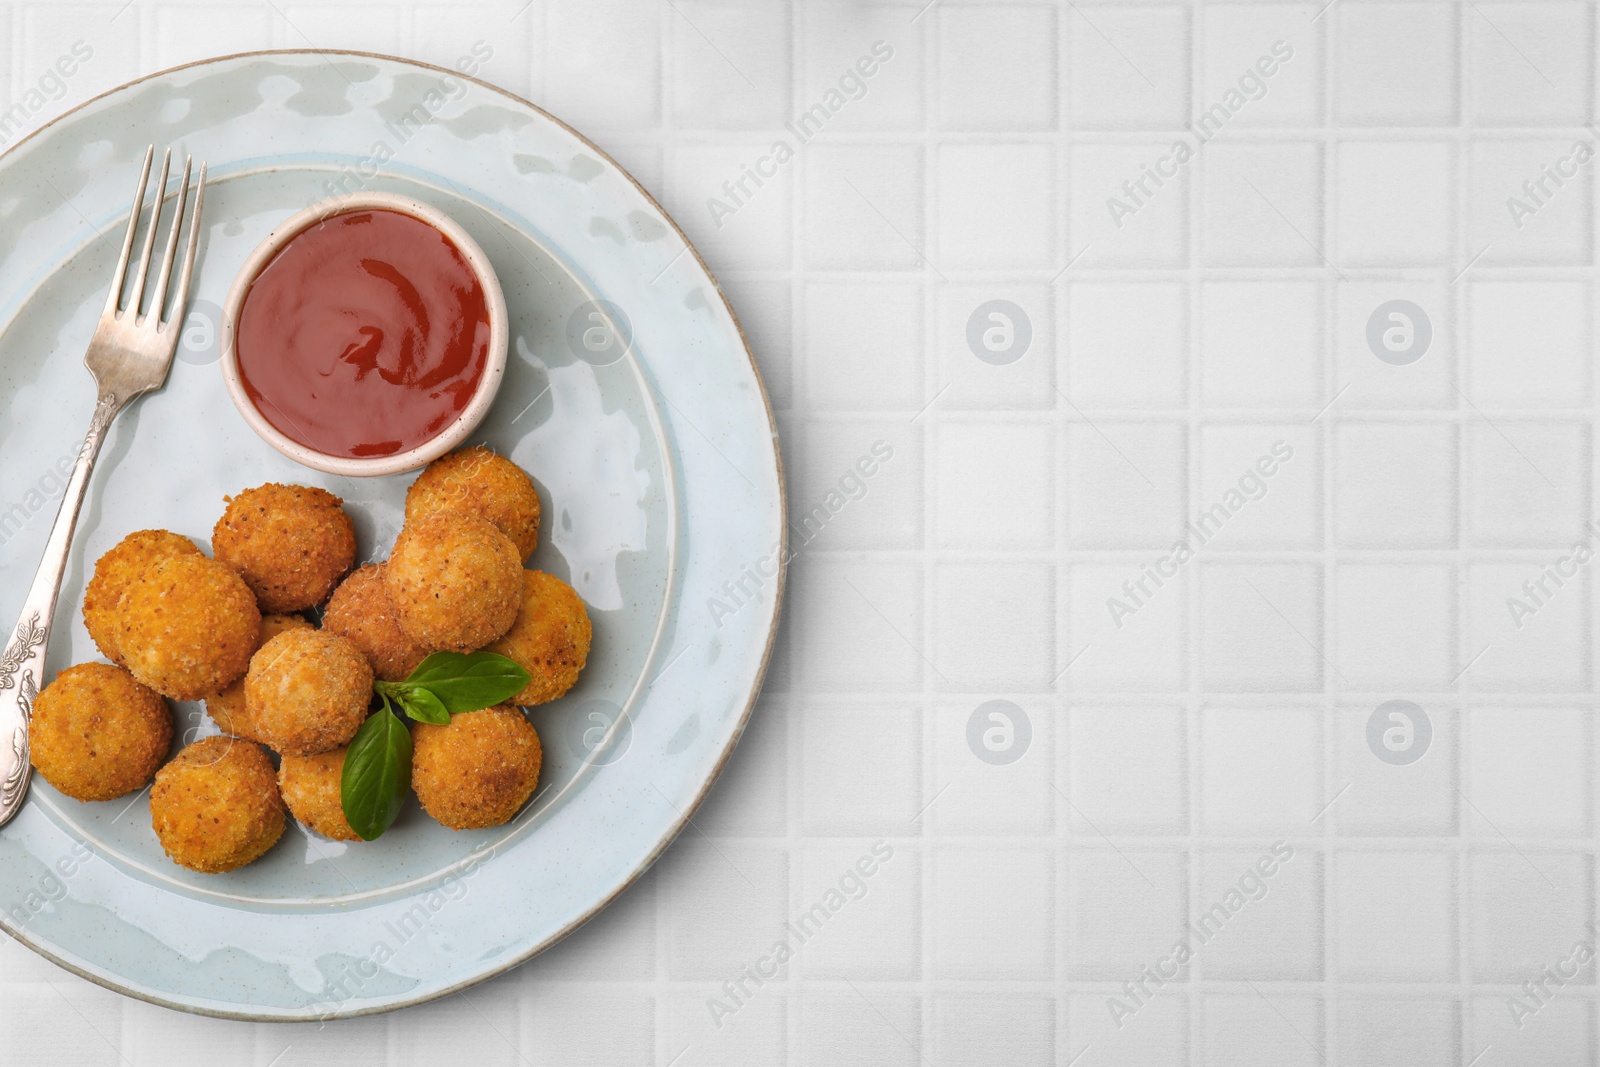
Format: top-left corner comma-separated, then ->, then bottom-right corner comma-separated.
0,390 -> 124,827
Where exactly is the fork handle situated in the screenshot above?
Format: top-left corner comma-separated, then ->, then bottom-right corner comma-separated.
0,390 -> 125,828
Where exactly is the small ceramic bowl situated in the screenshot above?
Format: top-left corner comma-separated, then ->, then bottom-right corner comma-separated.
219,192 -> 508,477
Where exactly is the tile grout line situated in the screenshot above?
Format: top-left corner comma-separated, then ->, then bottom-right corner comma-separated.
1589,1 -> 1600,1055
1184,0 -> 1205,1055
1051,8 -> 1070,1061
787,0 -> 806,1058
1317,3 -> 1338,1059
1453,2 -> 1474,1051
919,1 -> 939,1058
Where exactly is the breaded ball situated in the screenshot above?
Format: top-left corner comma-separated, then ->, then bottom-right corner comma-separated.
488,570 -> 592,705
28,663 -> 172,801
150,736 -> 284,873
322,564 -> 431,682
278,747 -> 359,842
385,513 -> 522,651
205,614 -> 313,741
117,554 -> 261,700
212,483 -> 356,612
244,629 -> 372,756
82,530 -> 201,665
411,704 -> 541,830
405,446 -> 542,559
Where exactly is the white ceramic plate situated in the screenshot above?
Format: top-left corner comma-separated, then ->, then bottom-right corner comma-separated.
0,51 -> 785,1019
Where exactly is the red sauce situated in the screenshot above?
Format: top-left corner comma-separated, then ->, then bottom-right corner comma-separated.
236,209 -> 490,458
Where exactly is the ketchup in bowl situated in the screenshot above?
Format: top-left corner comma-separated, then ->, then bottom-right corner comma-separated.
234,209 -> 491,459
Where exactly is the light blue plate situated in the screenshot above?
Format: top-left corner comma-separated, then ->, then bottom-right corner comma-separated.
0,51 -> 785,1019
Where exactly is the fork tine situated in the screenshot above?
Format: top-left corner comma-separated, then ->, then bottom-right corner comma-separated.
151,155 -> 192,326
128,147 -> 171,320
104,145 -> 153,315
170,162 -> 206,327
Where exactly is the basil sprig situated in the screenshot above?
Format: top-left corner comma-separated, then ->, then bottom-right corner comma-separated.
340,651 -> 531,840
382,651 -> 531,719
341,696 -> 412,841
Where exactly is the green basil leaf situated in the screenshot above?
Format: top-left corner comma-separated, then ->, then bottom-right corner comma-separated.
406,651 -> 476,683
341,702 -> 413,841
397,686 -> 450,725
405,651 -> 530,714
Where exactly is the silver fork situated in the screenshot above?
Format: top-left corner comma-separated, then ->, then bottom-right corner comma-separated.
0,146 -> 206,829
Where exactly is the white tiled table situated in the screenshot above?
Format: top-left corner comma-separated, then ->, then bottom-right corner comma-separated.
1,1 -> 1596,1064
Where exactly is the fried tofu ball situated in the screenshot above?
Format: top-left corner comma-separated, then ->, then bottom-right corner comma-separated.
411,704 -> 541,830
212,483 -> 356,613
385,513 -> 522,651
28,663 -> 172,801
150,736 -> 284,873
82,530 -> 202,665
117,554 -> 261,700
244,629 -> 372,756
405,446 -> 542,559
204,614 -> 313,741
278,747 -> 359,842
487,571 -> 592,705
322,564 -> 431,682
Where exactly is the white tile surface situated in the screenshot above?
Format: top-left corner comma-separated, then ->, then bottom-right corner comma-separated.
1067,705 -> 1187,834
1200,563 -> 1323,691
1466,280 -> 1591,407
936,4 -> 1056,131
1335,999 -> 1459,1067
1333,850 -> 1457,981
802,143 -> 924,271
1069,141 -> 1190,267
1335,140 -> 1455,266
930,995 -> 1055,1067
1200,141 -> 1323,267
1066,3 -> 1189,130
1200,705 -> 1322,832
1467,851 -> 1594,983
930,848 -> 1053,980
934,419 -> 1052,549
669,0 -> 792,130
1467,2 -> 1592,127
8,3 -> 1600,1061
802,281 -> 924,410
1333,2 -> 1458,126
1065,281 -> 1188,407
1195,848 -> 1323,981
1063,849 -> 1187,980
793,994 -> 921,1067
1065,420 -> 1187,548
936,143 -> 1056,270
1198,281 -> 1322,407
1333,422 -> 1457,547
1202,993 -> 1323,1067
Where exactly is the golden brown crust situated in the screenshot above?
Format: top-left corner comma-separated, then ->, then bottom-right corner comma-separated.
212,483 -> 356,613
384,513 -> 522,651
244,629 -> 372,756
28,663 -> 172,801
405,446 -> 542,559
149,736 -> 285,873
322,564 -> 432,682
278,747 -> 360,841
204,614 -> 313,741
116,554 -> 261,700
82,530 -> 201,665
488,570 -> 592,705
411,704 -> 541,830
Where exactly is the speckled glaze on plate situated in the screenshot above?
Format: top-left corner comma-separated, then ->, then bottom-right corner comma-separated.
0,51 -> 785,1020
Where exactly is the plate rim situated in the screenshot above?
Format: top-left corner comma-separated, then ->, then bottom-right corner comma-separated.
0,47 -> 788,1022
